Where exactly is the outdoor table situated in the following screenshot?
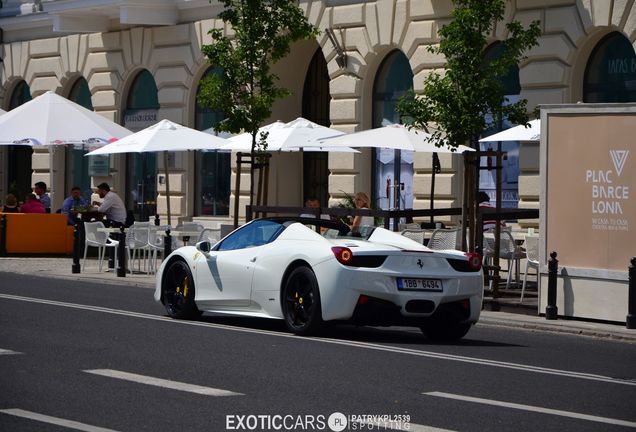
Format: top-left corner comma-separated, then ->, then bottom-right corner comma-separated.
163,230 -> 202,247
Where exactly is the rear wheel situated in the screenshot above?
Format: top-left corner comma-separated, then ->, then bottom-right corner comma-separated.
162,259 -> 200,319
282,266 -> 322,335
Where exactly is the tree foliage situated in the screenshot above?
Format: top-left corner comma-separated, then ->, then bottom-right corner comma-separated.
197,0 -> 319,152
397,0 -> 541,149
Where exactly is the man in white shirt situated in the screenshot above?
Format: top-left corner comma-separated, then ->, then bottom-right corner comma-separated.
93,182 -> 127,227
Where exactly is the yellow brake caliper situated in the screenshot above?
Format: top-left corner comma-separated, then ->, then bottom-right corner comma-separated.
183,277 -> 189,298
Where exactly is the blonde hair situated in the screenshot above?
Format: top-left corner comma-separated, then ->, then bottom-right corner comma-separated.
354,192 -> 370,208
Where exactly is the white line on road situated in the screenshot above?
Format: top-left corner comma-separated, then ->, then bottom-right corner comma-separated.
1,293 -> 634,387
0,348 -> 22,355
0,408 -> 120,432
424,391 -> 636,429
84,369 -> 243,396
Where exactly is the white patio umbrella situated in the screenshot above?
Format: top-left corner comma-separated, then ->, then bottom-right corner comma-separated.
306,124 -> 474,216
313,123 -> 474,153
0,91 -> 132,146
0,91 -> 133,205
220,117 -> 352,152
86,119 -> 228,225
479,119 -> 540,142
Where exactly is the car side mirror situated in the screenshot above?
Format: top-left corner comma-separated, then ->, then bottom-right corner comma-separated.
196,241 -> 211,253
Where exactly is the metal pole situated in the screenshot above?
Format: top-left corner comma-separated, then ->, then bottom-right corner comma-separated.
627,257 -> 636,329
0,214 -> 7,257
116,225 -> 127,277
164,227 -> 172,258
546,251 -> 559,320
72,214 -> 81,273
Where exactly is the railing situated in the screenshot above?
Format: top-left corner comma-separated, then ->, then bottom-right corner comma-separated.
245,205 -> 463,232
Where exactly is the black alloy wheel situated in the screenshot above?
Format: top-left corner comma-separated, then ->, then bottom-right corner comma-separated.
162,259 -> 200,319
282,266 -> 323,335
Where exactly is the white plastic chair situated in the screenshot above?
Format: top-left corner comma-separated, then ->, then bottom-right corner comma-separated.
428,228 -> 460,250
147,225 -> 171,274
483,230 -> 526,290
521,235 -> 540,302
83,221 -> 119,272
400,229 -> 426,245
198,228 -> 220,244
174,222 -> 205,246
126,224 -> 151,273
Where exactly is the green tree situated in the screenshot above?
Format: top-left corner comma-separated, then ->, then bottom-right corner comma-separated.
397,0 -> 540,250
197,0 -> 319,211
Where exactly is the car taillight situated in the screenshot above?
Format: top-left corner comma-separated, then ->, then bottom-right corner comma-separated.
465,252 -> 482,271
332,246 -> 353,265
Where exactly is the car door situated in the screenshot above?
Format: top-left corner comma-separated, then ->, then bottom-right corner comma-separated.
194,220 -> 284,308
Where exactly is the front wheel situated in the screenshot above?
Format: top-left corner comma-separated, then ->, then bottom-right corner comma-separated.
162,259 -> 201,319
282,266 -> 323,335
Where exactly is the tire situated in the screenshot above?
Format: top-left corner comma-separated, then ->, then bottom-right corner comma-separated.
420,321 -> 472,341
282,266 -> 323,335
161,259 -> 201,319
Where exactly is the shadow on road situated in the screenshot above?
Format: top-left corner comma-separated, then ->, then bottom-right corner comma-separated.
194,313 -> 523,348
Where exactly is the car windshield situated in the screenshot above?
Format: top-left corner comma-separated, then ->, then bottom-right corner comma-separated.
322,225 -> 375,240
216,219 -> 285,251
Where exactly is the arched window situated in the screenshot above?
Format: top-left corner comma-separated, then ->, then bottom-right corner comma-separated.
195,67 -> 230,216
479,42 -> 521,208
584,32 -> 636,103
372,50 -> 413,210
66,78 -> 94,203
302,49 -> 330,207
7,81 -> 33,202
123,70 -> 159,221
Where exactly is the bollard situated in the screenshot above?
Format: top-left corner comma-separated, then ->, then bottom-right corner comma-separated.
546,251 -> 558,320
164,228 -> 172,258
71,214 -> 82,273
627,257 -> 636,329
154,214 -> 160,226
0,214 -> 7,257
116,225 -> 127,277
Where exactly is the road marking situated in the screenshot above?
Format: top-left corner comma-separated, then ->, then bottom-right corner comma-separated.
84,369 -> 242,396
1,293 -> 634,387
0,349 -> 21,355
424,391 -> 636,429
357,419 -> 455,431
0,408 -> 119,432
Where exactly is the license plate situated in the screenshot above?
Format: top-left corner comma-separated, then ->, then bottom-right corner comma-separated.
397,278 -> 443,291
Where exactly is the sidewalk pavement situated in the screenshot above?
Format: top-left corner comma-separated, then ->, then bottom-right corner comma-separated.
1,256 -> 634,343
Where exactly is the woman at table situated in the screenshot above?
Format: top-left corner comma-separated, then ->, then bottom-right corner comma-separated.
21,194 -> 45,214
351,191 -> 374,233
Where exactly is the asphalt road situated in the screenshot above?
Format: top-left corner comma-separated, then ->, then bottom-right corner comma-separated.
1,272 -> 635,432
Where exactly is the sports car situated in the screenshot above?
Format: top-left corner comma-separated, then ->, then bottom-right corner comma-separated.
155,217 -> 483,340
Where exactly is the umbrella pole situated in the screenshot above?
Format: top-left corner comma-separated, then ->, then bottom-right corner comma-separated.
163,151 -> 171,226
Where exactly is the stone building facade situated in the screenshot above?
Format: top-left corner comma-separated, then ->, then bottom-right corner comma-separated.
1,0 -> 635,227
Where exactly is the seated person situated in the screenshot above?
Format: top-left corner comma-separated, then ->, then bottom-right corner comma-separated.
300,197 -> 330,220
92,182 -> 127,228
34,181 -> 51,213
2,194 -> 20,213
21,193 -> 46,214
351,191 -> 374,233
61,186 -> 89,225
478,191 -> 506,232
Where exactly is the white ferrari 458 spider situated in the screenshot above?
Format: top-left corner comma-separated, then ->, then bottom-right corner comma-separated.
155,217 -> 483,340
